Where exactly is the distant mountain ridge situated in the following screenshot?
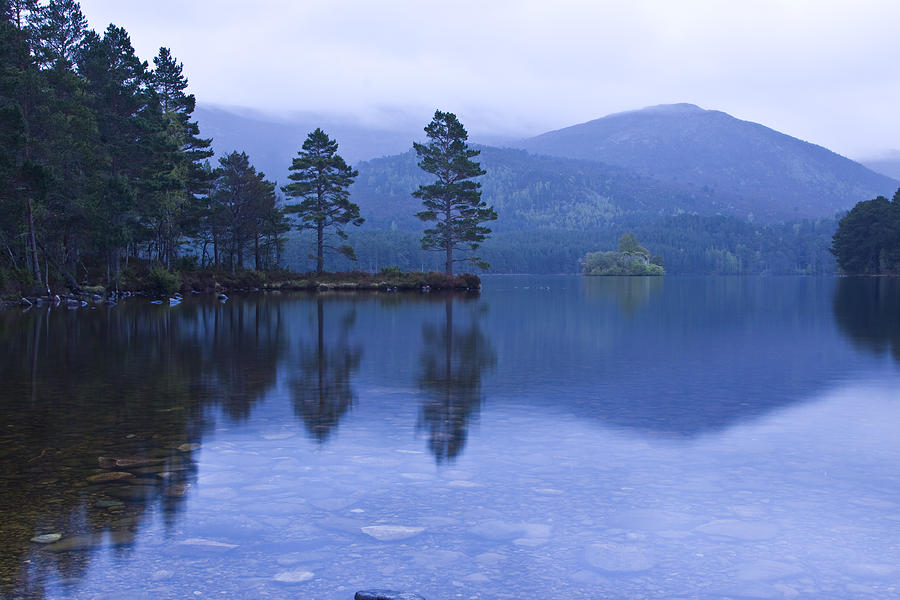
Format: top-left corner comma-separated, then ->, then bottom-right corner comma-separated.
513,103 -> 898,220
860,150 -> 900,181
194,105 -> 420,184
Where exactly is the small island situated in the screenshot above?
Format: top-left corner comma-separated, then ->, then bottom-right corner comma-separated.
581,233 -> 665,276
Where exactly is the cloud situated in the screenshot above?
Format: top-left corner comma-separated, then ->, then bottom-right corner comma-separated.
78,0 -> 900,156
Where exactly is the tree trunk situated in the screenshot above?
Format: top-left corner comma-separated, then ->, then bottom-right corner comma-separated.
25,195 -> 43,290
445,203 -> 452,275
316,221 -> 324,274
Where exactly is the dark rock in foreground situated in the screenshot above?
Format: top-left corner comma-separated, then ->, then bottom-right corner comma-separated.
355,590 -> 426,600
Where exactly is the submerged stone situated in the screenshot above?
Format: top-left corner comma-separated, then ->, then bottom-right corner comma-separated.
361,525 -> 425,541
42,534 -> 129,553
103,485 -> 157,502
95,499 -> 124,508
176,537 -> 238,551
98,456 -> 165,469
272,568 -> 314,584
585,542 -> 656,572
86,471 -> 134,483
163,482 -> 190,498
355,590 -> 426,600
31,533 -> 62,544
695,519 -> 779,540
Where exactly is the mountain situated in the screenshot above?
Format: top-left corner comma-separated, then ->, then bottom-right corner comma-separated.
193,105 -> 520,185
513,103 -> 898,221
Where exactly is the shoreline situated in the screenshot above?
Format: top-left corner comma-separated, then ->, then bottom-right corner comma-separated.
1,270 -> 481,310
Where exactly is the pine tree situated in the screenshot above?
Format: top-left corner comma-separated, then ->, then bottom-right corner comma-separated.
77,24 -> 158,285
210,151 -> 278,273
413,110 -> 496,275
147,46 -> 213,266
1,0 -> 46,289
282,128 -> 362,274
33,0 -> 86,68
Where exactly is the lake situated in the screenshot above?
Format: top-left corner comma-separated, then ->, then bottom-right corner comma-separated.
1,275 -> 899,599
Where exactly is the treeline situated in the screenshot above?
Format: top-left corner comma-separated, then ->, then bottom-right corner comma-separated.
0,0 -> 290,295
320,214 -> 837,275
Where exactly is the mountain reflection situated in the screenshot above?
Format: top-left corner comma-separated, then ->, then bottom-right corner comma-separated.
0,298 -> 287,600
418,296 -> 496,462
833,277 -> 900,362
291,297 -> 362,441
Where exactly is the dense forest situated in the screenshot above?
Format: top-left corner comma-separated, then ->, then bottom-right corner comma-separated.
309,214 -> 838,275
831,189 -> 900,275
0,0 -> 290,296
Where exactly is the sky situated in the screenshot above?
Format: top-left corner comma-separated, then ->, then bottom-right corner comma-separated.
76,0 -> 900,159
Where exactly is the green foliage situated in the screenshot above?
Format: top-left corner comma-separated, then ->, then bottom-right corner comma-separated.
146,266 -> 180,295
210,151 -> 283,273
413,110 -> 497,275
173,254 -> 198,272
617,232 -> 649,257
282,128 -> 362,274
831,189 -> 900,275
379,265 -> 402,276
585,233 -> 663,275
583,248 -> 664,276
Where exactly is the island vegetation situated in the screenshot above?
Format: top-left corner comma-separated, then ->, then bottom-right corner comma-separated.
582,233 -> 665,276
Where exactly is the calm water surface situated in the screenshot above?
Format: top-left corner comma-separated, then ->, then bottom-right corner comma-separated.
1,276 -> 899,599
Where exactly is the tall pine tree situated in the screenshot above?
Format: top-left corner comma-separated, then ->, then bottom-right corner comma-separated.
147,46 -> 213,266
413,110 -> 496,275
282,128 -> 362,274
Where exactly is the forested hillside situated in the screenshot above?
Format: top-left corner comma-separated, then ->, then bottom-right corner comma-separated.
301,145 -> 838,275
351,147 -> 718,232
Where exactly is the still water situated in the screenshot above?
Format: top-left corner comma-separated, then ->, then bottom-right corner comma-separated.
1,276 -> 899,599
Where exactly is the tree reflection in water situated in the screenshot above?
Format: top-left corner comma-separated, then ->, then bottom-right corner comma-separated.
0,298 -> 287,599
418,296 -> 496,462
833,277 -> 900,362
291,296 -> 362,442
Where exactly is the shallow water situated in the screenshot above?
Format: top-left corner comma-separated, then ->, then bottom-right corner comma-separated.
1,276 -> 899,599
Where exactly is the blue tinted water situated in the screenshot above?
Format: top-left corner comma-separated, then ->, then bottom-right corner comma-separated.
2,276 -> 899,599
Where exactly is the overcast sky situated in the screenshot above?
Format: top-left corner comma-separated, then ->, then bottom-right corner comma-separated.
77,0 -> 900,159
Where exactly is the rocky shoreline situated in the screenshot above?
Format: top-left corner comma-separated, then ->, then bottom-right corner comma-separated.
1,271 -> 481,310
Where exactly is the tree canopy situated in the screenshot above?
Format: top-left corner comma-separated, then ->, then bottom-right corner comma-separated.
831,189 -> 900,275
